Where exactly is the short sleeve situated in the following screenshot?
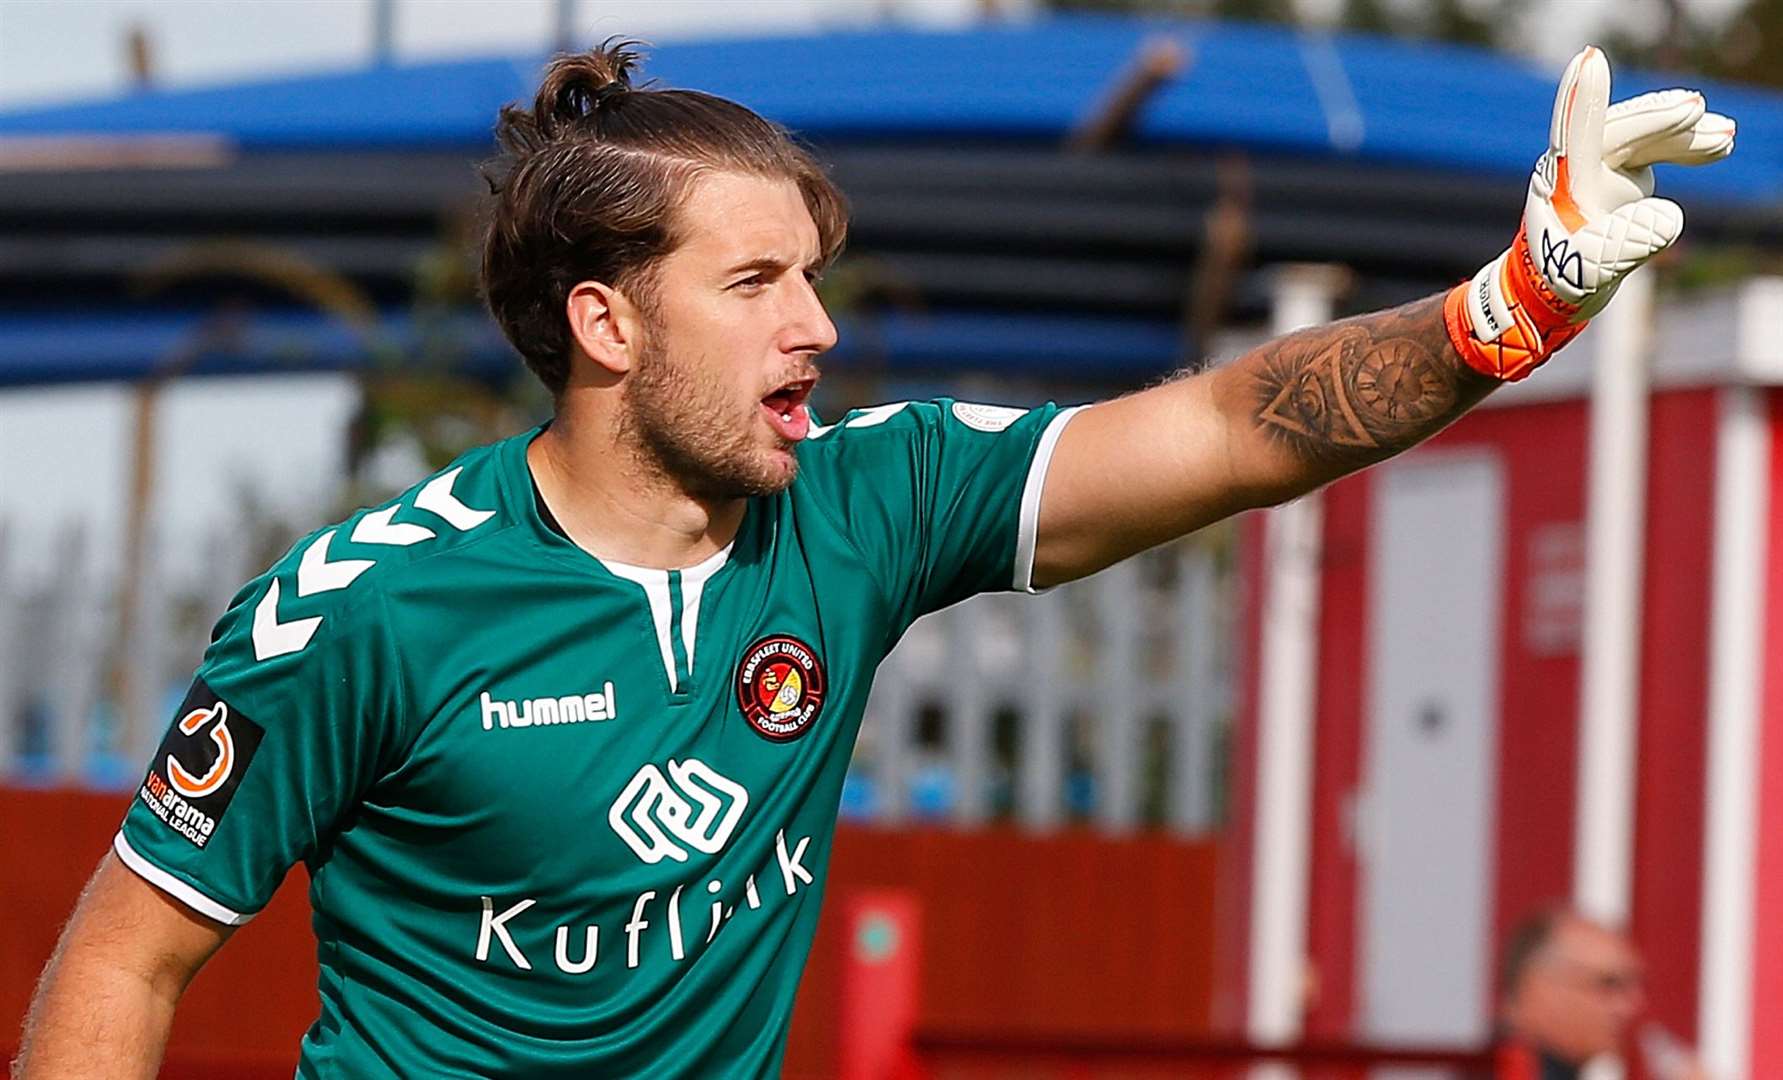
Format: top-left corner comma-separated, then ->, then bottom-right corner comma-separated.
115,564 -> 406,925
796,398 -> 1083,633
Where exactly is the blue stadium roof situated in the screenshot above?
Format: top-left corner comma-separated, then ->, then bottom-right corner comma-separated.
1,16 -> 1778,389
2,14 -> 1779,206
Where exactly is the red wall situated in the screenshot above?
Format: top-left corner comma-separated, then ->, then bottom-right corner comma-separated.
1629,388 -> 1718,1046
2,788 -> 316,1077
1304,464 -> 1371,1037
1211,512 -> 1268,1033
1293,389 -> 1718,1050
1301,398 -> 1591,1036
3,789 -> 1220,1077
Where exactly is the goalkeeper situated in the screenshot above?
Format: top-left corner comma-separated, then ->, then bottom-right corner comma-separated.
15,42 -> 1732,1079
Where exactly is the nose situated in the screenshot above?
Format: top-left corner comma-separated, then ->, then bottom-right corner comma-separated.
785,276 -> 838,356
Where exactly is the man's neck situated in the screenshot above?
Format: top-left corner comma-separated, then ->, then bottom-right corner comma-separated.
527,415 -> 745,570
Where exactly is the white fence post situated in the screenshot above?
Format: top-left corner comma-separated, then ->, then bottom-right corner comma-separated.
1171,546 -> 1220,833
1017,588 -> 1068,830
1093,559 -> 1143,832
0,524 -> 16,769
948,598 -> 993,826
47,523 -> 103,782
867,655 -> 916,824
1248,263 -> 1343,1071
124,526 -> 171,765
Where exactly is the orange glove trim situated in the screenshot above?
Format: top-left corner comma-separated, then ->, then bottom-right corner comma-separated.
1444,225 -> 1585,382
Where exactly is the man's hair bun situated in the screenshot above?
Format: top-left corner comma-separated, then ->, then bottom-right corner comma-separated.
533,38 -> 641,139
491,37 -> 639,155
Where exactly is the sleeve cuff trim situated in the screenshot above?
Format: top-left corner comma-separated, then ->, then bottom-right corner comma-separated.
112,832 -> 254,927
1014,405 -> 1087,594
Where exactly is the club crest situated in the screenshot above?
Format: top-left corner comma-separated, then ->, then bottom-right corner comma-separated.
735,635 -> 826,742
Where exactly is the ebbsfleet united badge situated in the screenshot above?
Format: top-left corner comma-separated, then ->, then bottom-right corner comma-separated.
735,635 -> 826,742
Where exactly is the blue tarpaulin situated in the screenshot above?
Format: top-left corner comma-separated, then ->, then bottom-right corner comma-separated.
1,15 -> 1778,387
2,15 -> 1777,204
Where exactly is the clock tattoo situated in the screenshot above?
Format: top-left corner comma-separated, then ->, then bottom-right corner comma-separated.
1354,338 -> 1450,423
1251,294 -> 1488,469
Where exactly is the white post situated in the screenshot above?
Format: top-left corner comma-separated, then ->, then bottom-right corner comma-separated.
48,522 -> 97,782
1170,549 -> 1219,832
1697,384 -> 1769,1080
1248,265 -> 1343,1066
1017,589 -> 1067,830
950,600 -> 991,826
555,0 -> 579,51
1094,559 -> 1142,832
1574,268 -> 1655,1080
869,659 -> 915,824
0,524 -> 15,776
1574,269 -> 1654,925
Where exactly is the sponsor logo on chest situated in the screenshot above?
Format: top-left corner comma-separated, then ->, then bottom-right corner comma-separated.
608,759 -> 746,864
479,683 -> 617,730
472,758 -> 819,977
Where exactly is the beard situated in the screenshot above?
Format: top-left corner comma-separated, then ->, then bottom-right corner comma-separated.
619,332 -> 799,500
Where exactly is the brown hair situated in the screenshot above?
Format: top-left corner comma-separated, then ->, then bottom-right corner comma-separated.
479,39 -> 848,395
1499,902 -> 1570,1000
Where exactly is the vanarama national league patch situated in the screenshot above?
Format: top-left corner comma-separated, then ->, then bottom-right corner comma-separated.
735,635 -> 826,742
137,678 -> 265,848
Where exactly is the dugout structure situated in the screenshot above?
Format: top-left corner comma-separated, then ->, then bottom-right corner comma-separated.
1232,278 -> 1783,1079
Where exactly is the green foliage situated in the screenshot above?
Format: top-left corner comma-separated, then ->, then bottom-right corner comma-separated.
1591,0 -> 1783,89
1339,0 -> 1397,37
1045,0 -> 1535,51
1665,246 -> 1783,295
1212,0 -> 1298,24
1044,0 -> 1213,14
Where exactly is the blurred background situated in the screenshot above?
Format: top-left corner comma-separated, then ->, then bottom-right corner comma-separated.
3,0 -> 1782,1077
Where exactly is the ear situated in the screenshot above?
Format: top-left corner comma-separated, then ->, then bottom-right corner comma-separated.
565,280 -> 647,376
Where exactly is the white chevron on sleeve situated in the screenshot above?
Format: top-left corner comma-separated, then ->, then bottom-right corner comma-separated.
414,467 -> 495,531
805,401 -> 910,440
845,402 -> 911,428
253,580 -> 322,661
351,505 -> 435,546
297,530 -> 374,597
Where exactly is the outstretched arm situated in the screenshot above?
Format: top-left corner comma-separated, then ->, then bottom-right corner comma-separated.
1032,293 -> 1490,585
1031,46 -> 1734,589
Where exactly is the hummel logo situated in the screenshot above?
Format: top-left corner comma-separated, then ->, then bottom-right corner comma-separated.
480,684 -> 618,730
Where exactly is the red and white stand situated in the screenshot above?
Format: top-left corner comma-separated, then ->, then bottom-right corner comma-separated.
1227,274 -> 1783,1078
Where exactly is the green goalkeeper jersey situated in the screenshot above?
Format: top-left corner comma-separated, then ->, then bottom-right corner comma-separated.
117,398 -> 1080,1078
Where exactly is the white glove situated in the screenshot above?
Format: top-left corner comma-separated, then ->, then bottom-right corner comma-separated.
1446,46 -> 1735,380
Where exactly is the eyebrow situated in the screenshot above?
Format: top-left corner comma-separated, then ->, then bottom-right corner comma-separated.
722,254 -> 820,277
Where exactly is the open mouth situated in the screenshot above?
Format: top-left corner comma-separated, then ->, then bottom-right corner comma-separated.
760,377 -> 817,443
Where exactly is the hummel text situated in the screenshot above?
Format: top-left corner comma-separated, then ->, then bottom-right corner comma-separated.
480,684 -> 617,730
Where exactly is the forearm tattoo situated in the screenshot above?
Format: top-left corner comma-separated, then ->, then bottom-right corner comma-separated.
1249,294 -> 1495,471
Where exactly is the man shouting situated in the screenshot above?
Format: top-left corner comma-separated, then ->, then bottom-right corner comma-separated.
15,39 -> 1732,1079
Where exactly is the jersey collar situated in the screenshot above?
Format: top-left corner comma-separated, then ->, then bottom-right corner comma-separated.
500,425 -> 751,581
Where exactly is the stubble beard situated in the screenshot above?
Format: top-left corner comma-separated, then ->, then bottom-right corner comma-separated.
620,334 -> 798,501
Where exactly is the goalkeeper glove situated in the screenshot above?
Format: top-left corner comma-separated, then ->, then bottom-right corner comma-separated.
1444,45 -> 1735,381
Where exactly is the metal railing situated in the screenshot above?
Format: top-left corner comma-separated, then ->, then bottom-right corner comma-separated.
856,539 -> 1233,834
1,520 -> 1233,834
